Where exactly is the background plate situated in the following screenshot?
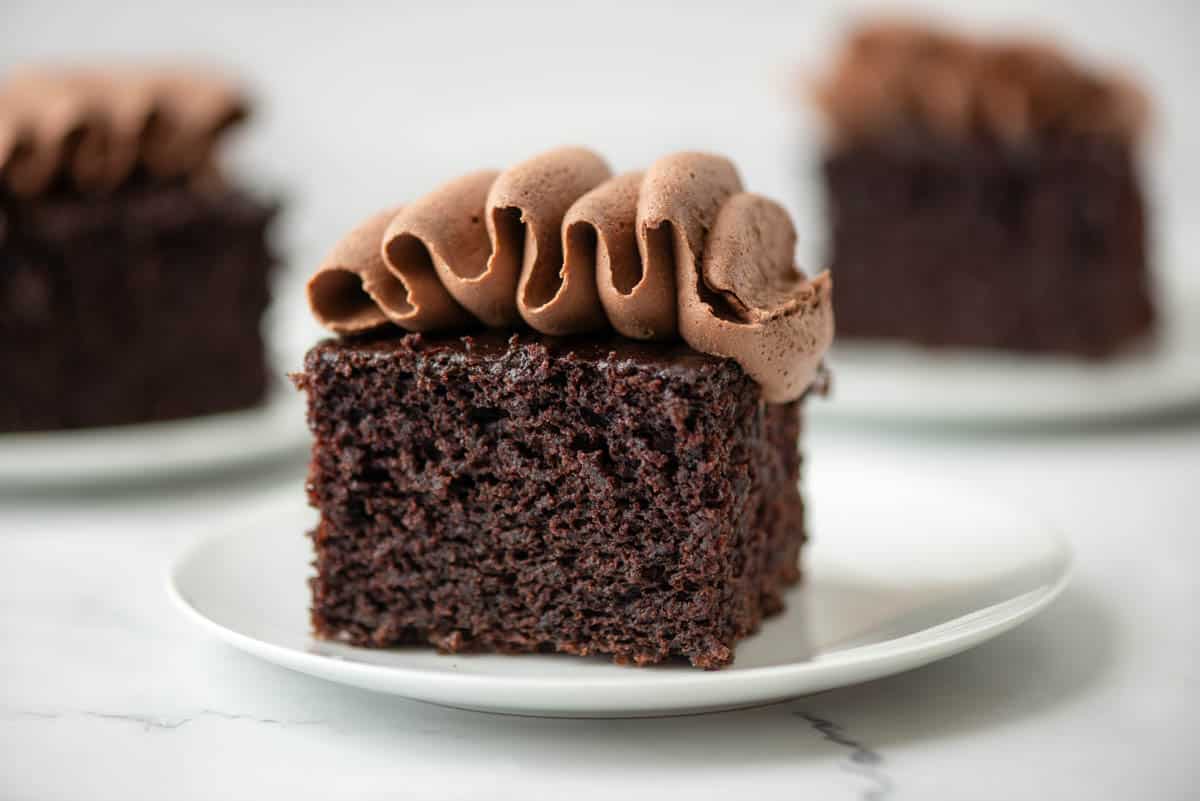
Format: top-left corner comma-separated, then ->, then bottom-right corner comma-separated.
0,380 -> 307,488
813,288 -> 1200,427
0,279 -> 312,489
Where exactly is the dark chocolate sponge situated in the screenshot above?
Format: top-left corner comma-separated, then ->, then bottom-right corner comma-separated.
824,136 -> 1153,357
0,177 -> 276,432
296,331 -> 808,669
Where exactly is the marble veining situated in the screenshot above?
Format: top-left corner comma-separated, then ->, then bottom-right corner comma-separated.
798,712 -> 894,801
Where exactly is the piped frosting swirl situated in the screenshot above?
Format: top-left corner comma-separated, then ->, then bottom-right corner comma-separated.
814,19 -> 1148,147
307,147 -> 833,403
0,66 -> 247,197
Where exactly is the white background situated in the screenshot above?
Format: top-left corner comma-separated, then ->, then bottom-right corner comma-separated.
2,2 -> 1198,799
3,0 -> 1197,285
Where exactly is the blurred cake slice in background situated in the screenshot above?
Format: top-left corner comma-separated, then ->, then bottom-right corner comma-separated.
0,66 -> 278,432
813,19 -> 1153,358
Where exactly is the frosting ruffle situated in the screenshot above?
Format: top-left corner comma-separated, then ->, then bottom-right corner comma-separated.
0,66 -> 247,196
307,147 -> 833,403
814,19 -> 1148,146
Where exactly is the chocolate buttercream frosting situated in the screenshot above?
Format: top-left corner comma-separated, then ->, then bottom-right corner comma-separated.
307,147 -> 833,402
0,66 -> 247,196
814,19 -> 1148,146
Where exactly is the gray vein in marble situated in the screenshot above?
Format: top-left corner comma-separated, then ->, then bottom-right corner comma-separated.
797,711 -> 894,801
87,712 -> 194,731
0,708 -> 59,721
0,706 -> 326,732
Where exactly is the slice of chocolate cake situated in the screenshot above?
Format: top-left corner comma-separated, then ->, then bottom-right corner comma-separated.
299,333 -> 808,669
296,147 -> 834,668
814,20 -> 1152,357
0,67 -> 277,432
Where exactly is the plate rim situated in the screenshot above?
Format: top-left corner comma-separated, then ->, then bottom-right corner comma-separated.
811,288 -> 1200,426
0,379 -> 307,487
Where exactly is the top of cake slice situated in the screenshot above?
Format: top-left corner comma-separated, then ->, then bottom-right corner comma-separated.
305,146 -> 834,403
813,18 -> 1149,148
0,65 -> 248,197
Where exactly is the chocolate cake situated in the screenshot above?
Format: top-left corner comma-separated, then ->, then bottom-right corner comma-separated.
0,67 -> 277,432
300,333 -> 808,668
296,147 -> 834,668
814,20 -> 1153,357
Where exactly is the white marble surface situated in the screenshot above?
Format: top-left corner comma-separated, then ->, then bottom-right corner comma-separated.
2,1 -> 1199,798
1,420 -> 1198,800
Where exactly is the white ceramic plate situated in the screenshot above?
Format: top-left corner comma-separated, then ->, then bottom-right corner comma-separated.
813,288 -> 1200,427
167,462 -> 1071,718
0,379 -> 307,488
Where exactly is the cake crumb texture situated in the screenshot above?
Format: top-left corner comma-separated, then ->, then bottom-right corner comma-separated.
299,332 -> 806,669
